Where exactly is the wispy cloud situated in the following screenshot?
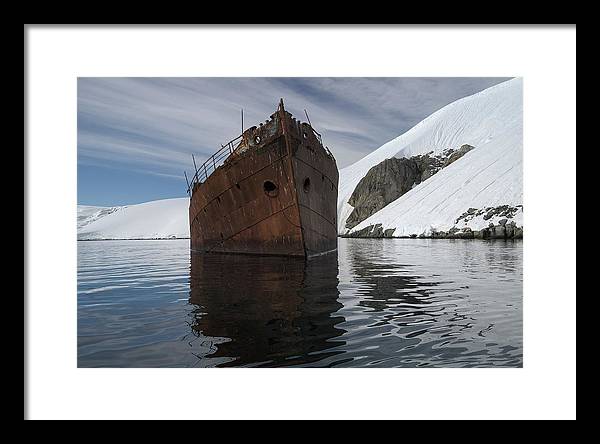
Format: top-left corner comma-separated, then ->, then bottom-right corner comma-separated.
77,77 -> 510,179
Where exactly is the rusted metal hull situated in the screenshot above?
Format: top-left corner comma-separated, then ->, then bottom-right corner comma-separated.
189,101 -> 338,258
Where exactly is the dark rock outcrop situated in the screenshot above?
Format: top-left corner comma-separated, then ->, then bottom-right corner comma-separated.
343,224 -> 396,238
345,145 -> 477,230
456,205 -> 522,225
459,227 -> 474,239
345,158 -> 422,229
483,205 -> 520,221
413,152 -> 446,181
343,222 -> 522,240
442,144 -> 475,168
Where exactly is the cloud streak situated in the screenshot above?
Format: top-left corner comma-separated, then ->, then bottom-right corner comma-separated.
78,77 -> 510,182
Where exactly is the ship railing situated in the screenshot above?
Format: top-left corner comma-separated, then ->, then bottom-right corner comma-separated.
312,127 -> 323,145
309,126 -> 334,159
186,134 -> 242,195
185,124 -> 333,195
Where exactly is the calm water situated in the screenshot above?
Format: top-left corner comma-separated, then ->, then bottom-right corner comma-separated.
78,238 -> 523,367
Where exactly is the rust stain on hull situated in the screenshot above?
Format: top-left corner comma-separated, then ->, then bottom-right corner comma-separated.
188,99 -> 339,258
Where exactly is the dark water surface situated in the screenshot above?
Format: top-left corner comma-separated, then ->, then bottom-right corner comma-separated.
78,238 -> 522,367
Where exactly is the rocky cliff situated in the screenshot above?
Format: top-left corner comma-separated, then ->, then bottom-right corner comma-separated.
345,145 -> 475,229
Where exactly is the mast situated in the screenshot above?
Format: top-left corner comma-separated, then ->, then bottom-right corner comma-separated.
278,98 -> 288,139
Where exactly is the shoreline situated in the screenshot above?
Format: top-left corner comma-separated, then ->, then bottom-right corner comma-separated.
77,236 -> 523,242
339,236 -> 523,240
78,237 -> 190,241
342,221 -> 523,240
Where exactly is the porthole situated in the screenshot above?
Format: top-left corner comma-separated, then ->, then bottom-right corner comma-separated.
263,180 -> 278,197
303,177 -> 311,193
254,135 -> 261,144
302,132 -> 308,139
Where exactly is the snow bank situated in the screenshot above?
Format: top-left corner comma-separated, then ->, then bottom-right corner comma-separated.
77,198 -> 189,240
77,205 -> 122,230
338,78 -> 523,236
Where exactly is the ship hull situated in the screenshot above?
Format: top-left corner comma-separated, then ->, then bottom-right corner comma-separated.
189,104 -> 338,258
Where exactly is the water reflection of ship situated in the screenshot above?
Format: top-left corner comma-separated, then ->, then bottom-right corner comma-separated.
189,252 -> 346,367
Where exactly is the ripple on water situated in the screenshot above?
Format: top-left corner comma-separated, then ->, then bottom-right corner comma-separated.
78,238 -> 522,367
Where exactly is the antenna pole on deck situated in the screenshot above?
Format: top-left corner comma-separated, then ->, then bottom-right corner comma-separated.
304,108 -> 323,145
241,108 -> 244,134
184,171 -> 190,195
304,109 -> 313,128
192,154 -> 199,183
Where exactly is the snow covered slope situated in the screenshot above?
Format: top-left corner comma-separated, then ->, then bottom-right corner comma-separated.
78,198 -> 189,240
338,78 -> 523,236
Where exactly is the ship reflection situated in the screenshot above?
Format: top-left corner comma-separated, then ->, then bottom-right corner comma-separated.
189,252 -> 346,367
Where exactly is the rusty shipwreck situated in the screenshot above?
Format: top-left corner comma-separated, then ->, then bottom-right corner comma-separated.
187,99 -> 338,258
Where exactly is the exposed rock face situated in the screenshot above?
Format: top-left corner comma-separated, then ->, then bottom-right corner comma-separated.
345,145 -> 476,229
341,222 -> 523,240
442,144 -> 475,168
455,205 -> 522,225
413,152 -> 446,181
344,224 -> 396,238
346,158 -> 422,229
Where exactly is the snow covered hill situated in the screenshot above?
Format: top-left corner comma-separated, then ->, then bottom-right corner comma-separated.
338,78 -> 523,237
77,198 -> 189,240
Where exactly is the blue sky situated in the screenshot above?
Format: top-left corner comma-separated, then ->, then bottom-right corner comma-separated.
78,77 -> 510,206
